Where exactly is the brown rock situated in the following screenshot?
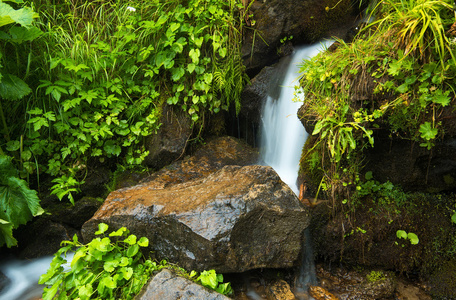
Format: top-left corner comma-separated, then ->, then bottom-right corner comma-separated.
309,286 -> 339,300
266,280 -> 297,300
82,165 -> 310,273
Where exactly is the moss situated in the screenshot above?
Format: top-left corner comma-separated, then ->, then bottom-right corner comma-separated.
366,270 -> 386,282
429,259 -> 456,299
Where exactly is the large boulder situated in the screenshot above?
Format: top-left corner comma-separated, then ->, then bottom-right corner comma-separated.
242,0 -> 364,75
135,269 -> 231,300
82,164 -> 311,273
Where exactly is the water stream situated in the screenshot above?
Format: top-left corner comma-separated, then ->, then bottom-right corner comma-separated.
258,41 -> 333,298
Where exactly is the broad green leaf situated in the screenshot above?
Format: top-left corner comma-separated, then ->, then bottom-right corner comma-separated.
429,90 -> 451,106
138,237 -> 149,247
396,230 -> 407,239
101,276 -> 116,289
123,234 -> 137,245
0,155 -> 43,231
121,267 -> 133,280
0,2 -> 38,28
189,48 -> 200,64
187,63 -> 196,73
0,73 -> 31,100
407,232 -> 419,245
419,122 -> 438,141
0,218 -> 16,247
126,244 -> 139,257
171,67 -> 185,81
451,212 -> 456,224
103,259 -> 119,272
7,25 -> 41,43
6,140 -> 20,151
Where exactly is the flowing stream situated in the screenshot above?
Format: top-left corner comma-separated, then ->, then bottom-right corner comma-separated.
258,41 -> 332,298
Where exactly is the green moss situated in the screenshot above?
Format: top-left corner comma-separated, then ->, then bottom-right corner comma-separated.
366,270 -> 386,282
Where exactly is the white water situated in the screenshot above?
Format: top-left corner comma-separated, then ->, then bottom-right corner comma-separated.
259,41 -> 332,194
0,253 -> 73,300
0,255 -> 52,300
259,41 -> 333,298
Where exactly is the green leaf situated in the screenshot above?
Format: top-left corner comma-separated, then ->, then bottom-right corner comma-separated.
0,2 -> 38,28
126,244 -> 139,257
429,90 -> 451,106
95,223 -> 109,235
0,73 -> 31,100
138,237 -> 149,247
451,212 -> 456,224
123,234 -> 137,245
171,67 -> 185,81
0,219 -> 17,247
419,122 -> 438,141
189,48 -> 200,64
101,275 -> 116,289
0,155 -> 43,241
7,25 -> 41,43
109,227 -> 127,237
407,232 -> 419,245
6,140 -> 20,151
396,230 -> 407,239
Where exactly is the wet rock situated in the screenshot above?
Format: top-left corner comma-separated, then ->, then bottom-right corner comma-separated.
0,270 -> 9,294
315,266 -> 396,300
242,0 -> 364,75
309,286 -> 338,300
144,105 -> 192,170
140,136 -> 259,188
16,220 -> 77,259
135,269 -> 231,300
364,135 -> 456,193
266,279 -> 297,300
48,196 -> 102,228
82,164 -> 310,273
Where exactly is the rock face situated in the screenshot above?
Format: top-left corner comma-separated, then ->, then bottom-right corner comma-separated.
242,0 -> 364,75
144,105 -> 192,170
82,164 -> 310,273
135,269 -> 231,300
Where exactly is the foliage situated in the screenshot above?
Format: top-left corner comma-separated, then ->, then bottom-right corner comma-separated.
296,0 -> 456,203
396,229 -> 419,245
0,154 -> 43,247
39,223 -> 233,299
191,269 -> 233,295
0,0 -> 247,203
0,0 -> 42,154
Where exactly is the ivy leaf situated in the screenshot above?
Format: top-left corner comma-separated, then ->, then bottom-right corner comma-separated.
0,73 -> 31,100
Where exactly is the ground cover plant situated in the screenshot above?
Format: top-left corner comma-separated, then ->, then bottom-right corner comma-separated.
39,223 -> 233,299
297,0 -> 456,205
0,0 -> 248,245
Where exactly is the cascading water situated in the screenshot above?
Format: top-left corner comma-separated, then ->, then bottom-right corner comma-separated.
259,42 -> 331,193
259,41 -> 333,298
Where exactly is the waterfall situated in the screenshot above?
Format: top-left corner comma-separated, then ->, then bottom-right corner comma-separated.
259,42 -> 331,194
259,41 -> 333,299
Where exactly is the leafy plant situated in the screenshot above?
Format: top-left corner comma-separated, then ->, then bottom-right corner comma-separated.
191,269 -> 233,296
39,223 -> 233,299
39,223 -> 158,300
0,154 -> 43,247
396,230 -> 419,245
